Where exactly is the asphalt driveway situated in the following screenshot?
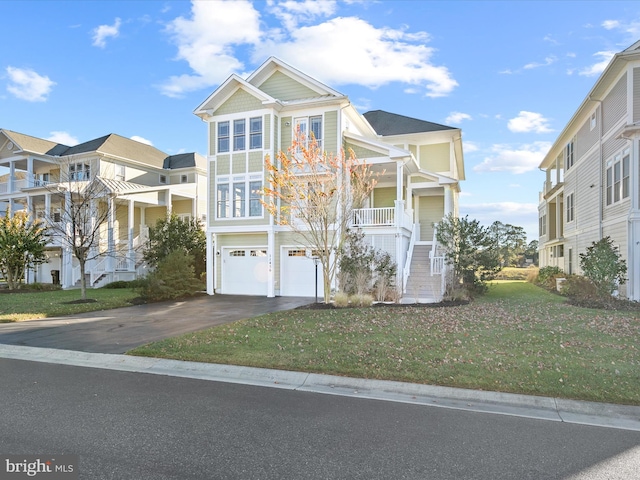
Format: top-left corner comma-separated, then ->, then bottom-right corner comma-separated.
0,295 -> 312,354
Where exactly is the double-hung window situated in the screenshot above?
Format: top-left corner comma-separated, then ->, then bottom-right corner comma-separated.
566,193 -> 574,223
69,163 -> 90,181
606,148 -> 630,206
249,178 -> 262,217
232,178 -> 245,217
565,140 -> 574,170
216,176 -> 262,219
217,180 -> 230,218
294,115 -> 323,150
250,117 -> 262,149
218,121 -> 230,153
233,119 -> 245,151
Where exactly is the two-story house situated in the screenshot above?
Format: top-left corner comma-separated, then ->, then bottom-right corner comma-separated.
0,129 -> 206,288
195,57 -> 464,302
538,40 -> 640,301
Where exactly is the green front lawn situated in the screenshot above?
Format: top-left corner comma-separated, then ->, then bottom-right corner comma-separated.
0,288 -> 137,322
130,282 -> 640,405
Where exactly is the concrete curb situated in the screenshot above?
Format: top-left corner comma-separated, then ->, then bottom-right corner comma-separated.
1,344 -> 639,431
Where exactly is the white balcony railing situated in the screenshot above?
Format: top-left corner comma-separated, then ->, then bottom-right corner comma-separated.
351,207 -> 395,227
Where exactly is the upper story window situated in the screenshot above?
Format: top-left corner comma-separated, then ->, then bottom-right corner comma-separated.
69,163 -> 90,181
159,174 -> 167,184
566,192 -> 574,223
218,121 -> 230,153
295,115 -> 323,150
606,148 -> 630,206
590,112 -> 597,131
233,119 -> 246,151
250,117 -> 262,149
565,140 -> 575,170
115,164 -> 125,181
216,174 -> 263,219
180,174 -> 188,184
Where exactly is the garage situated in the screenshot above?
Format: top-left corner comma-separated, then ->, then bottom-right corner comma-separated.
222,248 -> 268,295
280,248 -> 325,298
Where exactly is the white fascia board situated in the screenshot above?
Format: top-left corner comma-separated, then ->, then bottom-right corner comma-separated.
208,225 -> 271,234
343,131 -> 411,159
194,75 -> 276,119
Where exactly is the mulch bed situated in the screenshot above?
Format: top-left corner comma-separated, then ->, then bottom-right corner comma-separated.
297,299 -> 469,310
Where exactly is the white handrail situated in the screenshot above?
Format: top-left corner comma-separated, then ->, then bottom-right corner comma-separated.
402,223 -> 418,293
351,207 -> 395,226
90,257 -> 107,286
430,225 -> 445,276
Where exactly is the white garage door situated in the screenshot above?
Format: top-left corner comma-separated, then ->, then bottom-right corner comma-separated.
281,248 -> 325,297
222,248 -> 268,295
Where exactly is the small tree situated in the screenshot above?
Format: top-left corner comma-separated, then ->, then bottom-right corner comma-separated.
579,237 -> 627,296
137,250 -> 203,301
143,213 -> 206,279
0,210 -> 48,289
262,131 -> 378,303
435,214 -> 501,294
44,157 -> 112,299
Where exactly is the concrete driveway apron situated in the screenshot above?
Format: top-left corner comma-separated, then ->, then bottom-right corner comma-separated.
0,295 -> 312,354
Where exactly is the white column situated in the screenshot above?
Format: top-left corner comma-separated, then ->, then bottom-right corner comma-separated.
396,161 -> 403,203
166,193 -> 172,216
9,161 -> 15,194
444,185 -> 454,216
206,232 -> 214,295
108,195 -> 115,271
45,193 -> 51,219
27,157 -> 34,187
128,199 -> 135,270
267,228 -> 275,298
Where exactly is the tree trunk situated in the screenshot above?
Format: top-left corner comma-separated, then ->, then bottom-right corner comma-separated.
79,258 -> 87,300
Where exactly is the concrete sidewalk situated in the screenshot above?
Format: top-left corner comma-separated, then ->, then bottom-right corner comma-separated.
1,343 -> 639,432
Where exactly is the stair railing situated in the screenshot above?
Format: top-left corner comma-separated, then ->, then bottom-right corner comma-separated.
402,223 -> 418,293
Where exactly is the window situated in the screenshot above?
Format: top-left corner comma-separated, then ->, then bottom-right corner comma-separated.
229,250 -> 245,257
115,165 -> 125,181
288,249 -> 306,257
159,175 -> 167,184
218,121 -> 230,153
539,213 -> 547,236
606,148 -> 630,206
250,117 -> 262,149
294,115 -> 323,149
566,193 -> 574,223
69,163 -> 90,181
217,181 -> 229,218
565,140 -> 574,170
216,176 -> 262,219
180,174 -> 188,184
251,250 -> 267,257
233,119 -> 245,151
35,173 -> 49,186
590,112 -> 597,131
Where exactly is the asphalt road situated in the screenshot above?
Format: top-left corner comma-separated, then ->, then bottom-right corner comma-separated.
2,358 -> 639,480
0,294 -> 312,353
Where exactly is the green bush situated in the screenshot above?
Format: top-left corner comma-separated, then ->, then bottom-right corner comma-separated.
136,251 -> 204,302
561,274 -> 627,309
579,237 -> 627,296
102,280 -> 144,289
22,282 -> 61,291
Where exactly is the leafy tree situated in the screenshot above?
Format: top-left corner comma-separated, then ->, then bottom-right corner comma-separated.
489,221 -> 527,267
579,237 -> 627,296
0,210 -> 48,289
136,250 -> 203,301
143,213 -> 206,279
262,131 -> 378,303
435,214 -> 501,294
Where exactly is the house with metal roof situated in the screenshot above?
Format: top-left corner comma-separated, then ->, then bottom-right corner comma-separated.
0,129 -> 206,288
194,57 -> 465,302
538,40 -> 640,301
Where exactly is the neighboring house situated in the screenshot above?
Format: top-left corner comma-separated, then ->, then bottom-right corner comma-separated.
194,57 -> 465,302
538,40 -> 640,301
0,129 -> 206,288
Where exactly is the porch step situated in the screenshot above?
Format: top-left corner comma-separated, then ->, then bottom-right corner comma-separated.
403,244 -> 443,303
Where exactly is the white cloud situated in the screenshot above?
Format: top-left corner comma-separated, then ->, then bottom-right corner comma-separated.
47,131 -> 79,146
463,141 -> 479,153
602,20 -> 621,30
543,34 -> 559,45
508,111 -> 552,134
473,142 -> 551,175
460,201 -> 539,240
130,135 -> 153,146
5,66 -> 55,102
523,55 -> 557,70
161,0 -> 458,99
579,51 -> 616,77
445,112 -> 472,125
92,17 -> 122,48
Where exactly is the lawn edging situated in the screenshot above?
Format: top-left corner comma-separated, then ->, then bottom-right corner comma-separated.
1,343 -> 639,431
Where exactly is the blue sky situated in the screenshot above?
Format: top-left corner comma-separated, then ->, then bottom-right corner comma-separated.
2,0 -> 639,241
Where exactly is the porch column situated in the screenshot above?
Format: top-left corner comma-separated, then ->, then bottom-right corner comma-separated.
26,196 -> 33,217
107,195 -> 115,271
9,161 -> 15,194
166,193 -> 172,216
206,231 -> 214,295
45,193 -> 51,220
396,161 -> 403,203
267,228 -> 275,298
128,199 -> 135,270
27,157 -> 34,187
444,185 -> 454,216
192,197 -> 197,220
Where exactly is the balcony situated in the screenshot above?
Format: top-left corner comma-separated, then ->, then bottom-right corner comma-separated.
351,201 -> 413,231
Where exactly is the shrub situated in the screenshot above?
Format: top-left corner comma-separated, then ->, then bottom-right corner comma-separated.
350,293 -> 373,307
22,282 -> 61,291
334,291 -> 350,308
561,274 -> 624,309
579,237 -> 627,297
136,251 -> 203,301
102,280 -> 144,289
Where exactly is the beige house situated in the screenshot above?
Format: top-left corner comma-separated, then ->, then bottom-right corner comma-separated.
0,129 -> 206,288
195,57 -> 465,302
538,40 -> 640,301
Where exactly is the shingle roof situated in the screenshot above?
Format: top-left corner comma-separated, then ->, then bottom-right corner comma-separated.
2,129 -> 69,155
164,153 -> 196,169
363,110 -> 455,136
63,134 -> 168,168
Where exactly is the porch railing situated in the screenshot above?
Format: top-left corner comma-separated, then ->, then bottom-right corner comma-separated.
430,226 -> 445,276
351,207 -> 395,227
402,224 -> 419,293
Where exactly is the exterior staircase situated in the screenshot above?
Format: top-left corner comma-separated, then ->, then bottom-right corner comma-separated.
403,244 -> 443,303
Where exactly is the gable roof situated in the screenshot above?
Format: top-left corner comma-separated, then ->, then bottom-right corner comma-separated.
363,110 -> 455,136
1,129 -> 69,156
63,134 -> 168,168
163,152 -> 205,170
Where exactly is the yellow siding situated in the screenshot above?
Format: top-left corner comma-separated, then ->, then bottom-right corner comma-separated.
216,155 -> 230,175
419,143 -> 450,171
209,122 -> 216,156
345,142 -> 382,160
172,200 -> 192,215
232,154 -> 246,174
409,145 -> 417,159
419,196 -> 444,241
208,163 -> 216,227
145,206 -> 168,228
373,187 -> 396,207
259,71 -> 318,101
264,115 -> 271,150
214,89 -> 263,115
248,151 -> 263,172
324,110 -> 338,154
281,117 -> 292,150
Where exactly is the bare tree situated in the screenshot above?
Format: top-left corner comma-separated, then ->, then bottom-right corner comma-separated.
262,131 -> 378,303
44,157 -> 113,299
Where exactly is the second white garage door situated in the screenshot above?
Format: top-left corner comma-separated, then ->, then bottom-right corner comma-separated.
222,248 -> 268,295
280,248 -> 325,298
